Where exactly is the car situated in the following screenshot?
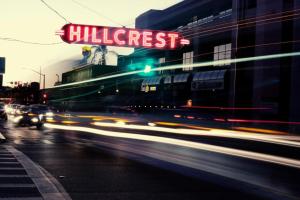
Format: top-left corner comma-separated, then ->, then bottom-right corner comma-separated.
0,103 -> 8,121
7,104 -> 21,115
13,105 -> 54,129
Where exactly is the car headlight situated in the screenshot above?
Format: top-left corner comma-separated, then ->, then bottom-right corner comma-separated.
13,116 -> 23,123
45,112 -> 54,117
31,117 -> 39,123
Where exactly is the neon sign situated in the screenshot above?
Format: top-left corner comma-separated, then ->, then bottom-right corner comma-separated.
57,24 -> 190,50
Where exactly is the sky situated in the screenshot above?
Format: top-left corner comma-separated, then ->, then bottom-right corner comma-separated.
0,0 -> 182,88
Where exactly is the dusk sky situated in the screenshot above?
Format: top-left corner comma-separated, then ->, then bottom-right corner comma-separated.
0,0 -> 181,87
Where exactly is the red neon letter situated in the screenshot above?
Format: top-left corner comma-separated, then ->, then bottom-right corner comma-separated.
103,27 -> 113,44
142,31 -> 153,47
155,32 -> 166,48
167,33 -> 179,49
91,27 -> 101,44
83,26 -> 90,42
114,29 -> 126,45
69,25 -> 81,42
128,30 -> 141,46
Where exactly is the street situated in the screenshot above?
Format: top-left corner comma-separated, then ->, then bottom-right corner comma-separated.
1,113 -> 300,200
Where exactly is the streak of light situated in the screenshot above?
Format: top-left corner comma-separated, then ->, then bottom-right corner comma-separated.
93,121 -> 300,148
232,127 -> 288,135
154,121 -> 211,131
61,120 -> 79,125
214,118 -> 226,122
56,114 -> 73,118
46,119 -> 57,123
92,122 -> 210,135
187,116 -> 195,119
182,105 -> 272,110
227,118 -> 300,125
77,115 -> 133,123
50,52 -> 300,89
44,123 -> 300,169
42,140 -> 53,144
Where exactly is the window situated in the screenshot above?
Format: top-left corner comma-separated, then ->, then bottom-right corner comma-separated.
213,43 -> 231,66
158,57 -> 166,74
183,51 -> 194,71
158,57 -> 165,65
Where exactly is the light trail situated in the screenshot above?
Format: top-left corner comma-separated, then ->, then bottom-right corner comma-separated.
44,123 -> 300,169
50,51 -> 300,89
91,121 -> 300,148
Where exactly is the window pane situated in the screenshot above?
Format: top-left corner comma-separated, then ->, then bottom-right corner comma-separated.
219,45 -> 225,52
219,52 -> 225,60
186,53 -> 190,59
226,43 -> 232,51
214,53 -> 219,61
214,46 -> 219,53
225,51 -> 231,59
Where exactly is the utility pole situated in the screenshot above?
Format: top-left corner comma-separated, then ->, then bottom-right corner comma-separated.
22,67 -> 46,90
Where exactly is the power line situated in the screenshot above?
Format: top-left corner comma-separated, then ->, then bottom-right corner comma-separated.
123,9 -> 300,57
0,37 -> 63,45
40,0 -> 70,23
70,0 -> 125,27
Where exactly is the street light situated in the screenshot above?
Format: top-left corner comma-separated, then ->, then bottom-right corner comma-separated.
56,74 -> 60,83
22,67 -> 46,90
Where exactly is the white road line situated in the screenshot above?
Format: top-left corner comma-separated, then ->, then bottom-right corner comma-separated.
0,184 -> 36,188
0,175 -> 29,178
0,198 -> 43,200
0,168 -> 25,170
0,162 -> 20,164
0,158 -> 17,161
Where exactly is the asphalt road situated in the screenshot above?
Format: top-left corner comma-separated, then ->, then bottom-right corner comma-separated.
0,120 -> 272,200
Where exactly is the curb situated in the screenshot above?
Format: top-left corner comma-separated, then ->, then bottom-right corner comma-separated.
5,146 -> 72,200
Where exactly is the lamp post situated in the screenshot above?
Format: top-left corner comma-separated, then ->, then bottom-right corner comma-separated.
55,74 -> 59,83
22,67 -> 46,90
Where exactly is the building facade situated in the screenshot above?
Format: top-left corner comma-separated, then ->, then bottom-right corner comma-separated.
118,0 -> 300,122
49,0 -> 300,130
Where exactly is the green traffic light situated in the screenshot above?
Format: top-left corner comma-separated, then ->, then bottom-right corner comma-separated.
143,65 -> 152,73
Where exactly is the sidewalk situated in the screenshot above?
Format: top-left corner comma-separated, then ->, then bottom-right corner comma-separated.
0,144 -> 70,200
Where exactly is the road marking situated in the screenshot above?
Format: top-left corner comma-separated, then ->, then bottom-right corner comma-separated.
0,162 -> 20,164
0,159 -> 18,162
5,146 -> 72,200
0,168 -> 25,170
0,184 -> 36,188
0,175 -> 29,178
0,198 -> 43,200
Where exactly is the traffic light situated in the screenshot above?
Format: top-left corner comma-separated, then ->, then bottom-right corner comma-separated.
127,58 -> 155,76
42,93 -> 48,104
143,65 -> 152,73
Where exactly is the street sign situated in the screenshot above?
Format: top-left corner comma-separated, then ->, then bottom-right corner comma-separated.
0,57 -> 5,74
57,24 -> 190,50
